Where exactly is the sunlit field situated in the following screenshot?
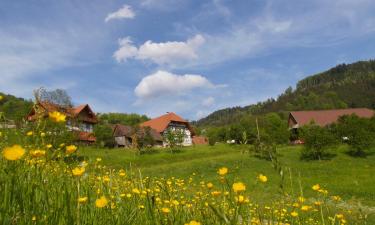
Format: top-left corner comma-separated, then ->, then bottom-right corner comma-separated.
1,114 -> 375,224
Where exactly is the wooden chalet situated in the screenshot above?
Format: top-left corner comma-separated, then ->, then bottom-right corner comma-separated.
112,124 -> 163,148
27,101 -> 98,143
140,112 -> 194,146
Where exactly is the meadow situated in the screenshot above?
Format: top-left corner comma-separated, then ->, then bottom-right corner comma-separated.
1,114 -> 375,224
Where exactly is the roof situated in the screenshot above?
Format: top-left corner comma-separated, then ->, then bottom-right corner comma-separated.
140,112 -> 191,133
28,101 -> 98,123
76,131 -> 96,142
112,124 -> 163,141
290,108 -> 374,127
192,136 -> 208,145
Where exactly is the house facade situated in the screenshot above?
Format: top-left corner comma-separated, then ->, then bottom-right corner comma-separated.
27,101 -> 98,143
141,112 -> 194,146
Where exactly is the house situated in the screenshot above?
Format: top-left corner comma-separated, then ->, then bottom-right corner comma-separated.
112,124 -> 163,148
27,101 -> 98,143
140,112 -> 194,146
288,108 -> 374,129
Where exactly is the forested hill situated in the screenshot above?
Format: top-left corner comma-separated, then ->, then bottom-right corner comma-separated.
195,60 -> 375,127
0,92 -> 33,122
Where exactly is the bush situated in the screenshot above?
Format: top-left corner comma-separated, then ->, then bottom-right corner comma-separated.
94,124 -> 115,148
300,124 -> 338,160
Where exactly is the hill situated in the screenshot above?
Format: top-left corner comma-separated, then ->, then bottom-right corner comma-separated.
0,92 -> 33,123
195,60 -> 375,127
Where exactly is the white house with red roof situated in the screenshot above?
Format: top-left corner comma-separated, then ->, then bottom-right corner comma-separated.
140,112 -> 194,146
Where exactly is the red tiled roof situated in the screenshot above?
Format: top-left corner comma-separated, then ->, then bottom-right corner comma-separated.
290,108 -> 374,127
76,131 -> 96,142
192,136 -> 208,145
140,112 -> 190,133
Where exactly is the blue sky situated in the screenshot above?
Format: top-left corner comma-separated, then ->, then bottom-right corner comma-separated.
1,0 -> 375,120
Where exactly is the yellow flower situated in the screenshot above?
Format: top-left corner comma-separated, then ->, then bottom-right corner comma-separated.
206,182 -> 214,189
258,174 -> 268,183
232,182 -> 246,193
312,184 -> 320,191
32,215 -> 36,221
78,197 -> 88,204
211,191 -> 221,197
40,132 -> 46,137
96,157 -> 102,162
46,144 -> 53,149
301,205 -> 311,211
331,195 -> 341,201
336,214 -> 344,219
72,167 -> 85,176
298,196 -> 305,203
218,167 -> 228,176
2,145 -> 25,161
132,188 -> 141,194
66,145 -> 77,154
49,111 -> 66,122
0,95 -> 3,101
290,211 -> 298,217
161,207 -> 170,214
27,131 -> 33,136
235,195 -> 245,204
185,220 -> 201,225
95,196 -> 108,208
119,169 -> 126,176
30,150 -> 46,158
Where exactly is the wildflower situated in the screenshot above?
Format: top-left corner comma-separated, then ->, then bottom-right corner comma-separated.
30,150 -> 46,158
291,211 -> 298,217
232,182 -> 246,193
66,145 -> 77,154
161,207 -> 170,214
312,184 -> 320,191
72,167 -> 85,176
314,201 -> 322,206
258,174 -> 268,183
40,132 -> 46,137
301,205 -> 311,211
0,95 -> 3,101
332,195 -> 341,201
211,191 -> 221,197
49,111 -> 66,122
138,205 -> 145,209
132,188 -> 141,194
46,144 -> 53,149
119,170 -> 126,176
185,220 -> 201,225
95,196 -> 108,208
235,195 -> 245,204
78,197 -> 88,204
96,158 -> 102,162
298,196 -> 305,203
27,131 -> 33,136
206,182 -> 214,189
32,216 -> 36,221
336,214 -> 344,219
218,167 -> 228,176
2,145 -> 25,161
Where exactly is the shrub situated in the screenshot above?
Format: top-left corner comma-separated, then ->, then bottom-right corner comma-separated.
300,124 -> 338,160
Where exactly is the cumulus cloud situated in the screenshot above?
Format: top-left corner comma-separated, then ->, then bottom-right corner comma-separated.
113,35 -> 205,65
134,70 -> 213,99
105,5 -> 135,22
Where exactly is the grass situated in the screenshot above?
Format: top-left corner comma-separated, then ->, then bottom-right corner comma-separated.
80,144 -> 375,208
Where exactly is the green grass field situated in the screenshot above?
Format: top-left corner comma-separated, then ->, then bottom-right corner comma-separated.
80,144 -> 375,211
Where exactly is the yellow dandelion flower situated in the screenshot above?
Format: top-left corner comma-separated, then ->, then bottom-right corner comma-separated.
72,167 -> 85,176
132,188 -> 141,194
298,196 -> 305,203
138,205 -> 145,209
95,196 -> 108,208
312,184 -> 320,191
185,220 -> 201,225
66,145 -> 77,154
291,211 -> 298,217
161,207 -> 170,214
46,144 -> 53,149
78,197 -> 88,203
32,216 -> 36,221
26,131 -> 33,136
232,182 -> 246,193
40,132 -> 46,137
49,111 -> 66,122
336,214 -> 344,219
206,182 -> 214,189
235,195 -> 245,204
218,167 -> 228,176
2,145 -> 25,161
96,157 -> 102,162
301,205 -> 311,211
258,174 -> 268,183
30,150 -> 46,158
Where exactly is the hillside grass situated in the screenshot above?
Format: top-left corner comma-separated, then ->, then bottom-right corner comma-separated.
80,144 -> 375,210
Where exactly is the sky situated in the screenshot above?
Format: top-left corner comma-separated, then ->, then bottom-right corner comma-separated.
1,0 -> 375,120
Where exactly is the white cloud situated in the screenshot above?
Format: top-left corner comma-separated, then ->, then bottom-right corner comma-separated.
105,5 -> 135,22
113,35 -> 205,65
202,96 -> 215,107
134,70 -> 213,99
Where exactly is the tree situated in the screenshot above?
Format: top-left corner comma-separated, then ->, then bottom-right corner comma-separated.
300,124 -> 338,160
94,124 -> 115,148
34,87 -> 72,107
335,115 -> 375,156
164,128 -> 185,152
